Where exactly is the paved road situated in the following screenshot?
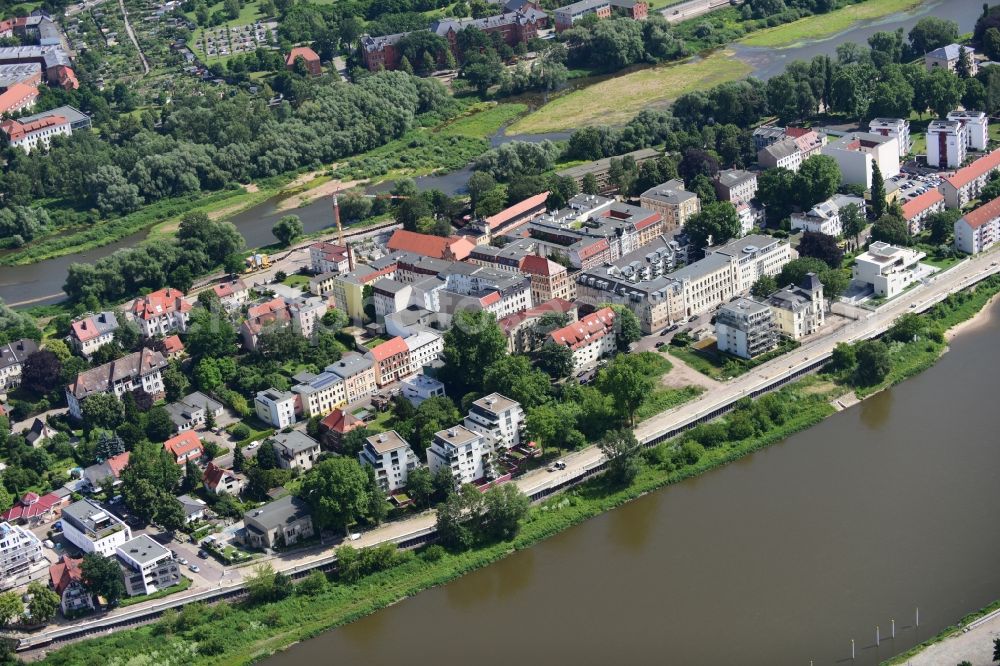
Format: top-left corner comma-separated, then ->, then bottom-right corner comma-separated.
907,607 -> 1000,665
663,0 -> 732,23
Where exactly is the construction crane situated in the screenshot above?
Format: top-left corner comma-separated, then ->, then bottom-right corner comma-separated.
331,190 -> 409,245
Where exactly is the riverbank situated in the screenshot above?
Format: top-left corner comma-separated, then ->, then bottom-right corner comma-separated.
739,0 -> 923,48
32,273 -> 1000,666
884,599 -> 1000,665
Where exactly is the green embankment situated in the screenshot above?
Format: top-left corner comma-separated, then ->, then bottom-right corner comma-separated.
739,0 -> 923,48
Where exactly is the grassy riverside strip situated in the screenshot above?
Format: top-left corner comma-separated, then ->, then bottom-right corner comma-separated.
33,280 -> 1000,666
882,599 -> 1000,665
739,0 -> 923,48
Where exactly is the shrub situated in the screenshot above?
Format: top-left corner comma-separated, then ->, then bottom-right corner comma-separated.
420,544 -> 446,562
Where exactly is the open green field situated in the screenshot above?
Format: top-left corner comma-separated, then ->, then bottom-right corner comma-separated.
507,51 -> 750,134
739,0 -> 923,48
437,102 -> 527,138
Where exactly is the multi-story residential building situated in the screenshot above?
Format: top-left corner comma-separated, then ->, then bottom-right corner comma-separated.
821,132 -> 900,186
868,118 -> 911,157
61,499 -> 132,557
49,556 -> 93,615
0,521 -> 43,585
947,109 -> 989,151
211,278 -> 250,310
324,259 -> 398,322
925,43 -> 977,75
926,119 -> 968,169
639,179 -> 700,230
955,196 -> 1000,255
319,408 -> 363,449
753,125 -> 786,151
901,189 -> 946,234
203,462 -> 245,496
165,391 -> 223,433
683,235 -> 793,317
310,241 -> 352,274
359,430 -> 420,493
464,393 -> 523,450
470,191 -> 549,240
270,431 -> 321,472
68,312 -> 118,358
715,298 -> 776,360
553,0 -> 647,31
427,425 -> 493,486
285,46 -> 321,75
713,169 -> 758,205
0,338 -> 37,391
758,130 -> 826,172
404,329 -> 443,372
400,374 -> 446,406
116,535 -> 181,597
767,273 -> 825,340
125,288 -> 191,338
360,32 -> 406,71
556,148 -> 660,193
547,307 -> 617,371
498,298 -> 578,352
240,296 -> 328,351
163,431 -> 204,465
291,369 -> 346,418
0,113 -> 70,153
255,389 -> 298,428
328,352 -> 378,404
432,8 -> 545,53
242,496 -> 314,549
790,194 -> 865,237
66,349 -> 168,420
368,336 -> 412,387
0,81 -> 37,116
852,241 -> 927,298
519,254 -> 574,304
941,149 -> 1000,208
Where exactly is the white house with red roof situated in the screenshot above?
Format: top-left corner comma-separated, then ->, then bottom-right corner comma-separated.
901,189 -> 945,234
0,113 -> 69,153
0,81 -> 37,116
203,462 -> 245,496
162,431 -> 204,464
941,149 -> 1000,208
49,556 -> 93,614
126,287 -> 192,338
310,241 -> 352,274
68,311 -> 119,358
547,306 -> 616,371
211,278 -> 249,309
955,196 -> 1000,255
1,491 -> 66,525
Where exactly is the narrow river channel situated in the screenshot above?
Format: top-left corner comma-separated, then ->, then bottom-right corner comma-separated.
263,302 -> 1000,666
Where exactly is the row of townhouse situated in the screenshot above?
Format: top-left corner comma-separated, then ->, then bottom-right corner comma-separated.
65,348 -> 168,420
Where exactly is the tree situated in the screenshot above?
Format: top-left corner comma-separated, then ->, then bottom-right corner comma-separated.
684,201 -> 741,255
830,342 -> 856,372
233,444 -> 246,473
95,432 -> 126,461
255,441 -> 278,470
870,161 -> 887,220
82,393 -> 125,430
841,203 -> 866,246
607,304 -> 642,351
145,405 -> 175,442
985,27 -> 1000,62
162,362 -> 189,402
0,593 -> 21,626
300,457 -> 369,535
871,213 -> 910,246
919,67 -> 964,118
479,483 -> 528,542
406,466 -> 434,508
854,340 -> 892,386
26,582 -> 59,623
908,17 -> 959,55
186,308 -> 237,359
751,275 -> 778,299
81,552 -> 126,606
466,171 -> 496,209
927,209 -> 960,244
272,215 -> 304,247
245,563 -> 290,604
525,401 -> 584,451
435,486 -> 474,551
600,428 -> 641,487
21,350 -> 61,395
797,231 -> 843,268
364,465 -> 388,526
536,341 -> 574,379
581,172 -> 600,195
154,494 -> 186,531
957,46 -> 973,79
888,312 -> 925,342
796,155 -> 841,209
596,355 -> 654,426
441,310 -> 507,396
993,637 -> 1000,663
482,355 -> 551,409
461,51 -> 504,94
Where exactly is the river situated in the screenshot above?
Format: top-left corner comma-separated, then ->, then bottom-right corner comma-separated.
0,0 -> 984,306
262,300 -> 1000,666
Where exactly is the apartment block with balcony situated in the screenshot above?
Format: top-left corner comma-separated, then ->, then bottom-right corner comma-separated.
359,430 -> 420,493
715,298 -> 776,360
464,393 -> 523,450
61,499 -> 132,557
948,110 -> 989,151
955,196 -> 1000,255
116,535 -> 181,597
0,521 -> 43,585
926,119 -> 967,169
852,241 -> 927,298
427,425 -> 493,487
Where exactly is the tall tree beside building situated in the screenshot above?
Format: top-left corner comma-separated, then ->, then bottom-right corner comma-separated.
441,310 -> 507,396
81,553 -> 126,607
300,457 -> 370,536
870,161 -> 886,220
600,428 -> 642,488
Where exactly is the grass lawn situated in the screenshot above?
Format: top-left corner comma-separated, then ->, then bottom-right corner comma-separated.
437,102 -> 528,139
119,577 -> 193,607
281,274 -> 311,288
739,0 -> 923,48
507,50 -> 750,134
363,409 -> 396,434
668,338 -> 800,381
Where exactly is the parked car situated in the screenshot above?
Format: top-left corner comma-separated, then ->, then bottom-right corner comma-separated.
188,564 -> 200,573
349,533 -> 361,541
555,460 -> 567,470
246,441 -> 260,450
197,549 -> 208,558
42,539 -> 54,549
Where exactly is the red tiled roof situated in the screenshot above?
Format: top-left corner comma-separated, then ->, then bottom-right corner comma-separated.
163,431 -> 203,462
631,211 -> 662,231
498,298 -> 575,335
518,254 -> 564,277
548,307 -> 615,351
106,451 -> 130,477
49,557 -> 85,596
1,491 -> 62,522
387,230 -> 475,261
0,82 -> 38,115
129,288 -> 190,320
369,336 -> 408,362
480,291 -> 501,307
212,279 -> 246,299
247,297 -> 286,319
311,241 -> 349,262
960,196 -> 1000,230
71,317 -> 100,343
483,191 -> 549,231
203,462 -> 240,491
286,46 -> 320,66
944,149 -> 1000,189
784,127 -> 810,138
577,238 -> 610,260
53,65 -> 78,90
0,114 -> 67,142
320,408 -> 362,434
901,189 -> 944,220
162,335 -> 184,354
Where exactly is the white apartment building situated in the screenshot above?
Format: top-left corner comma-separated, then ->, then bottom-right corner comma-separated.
61,499 -> 133,557
790,194 -> 865,237
271,431 -> 321,472
66,349 -> 168,420
116,535 -> 181,597
126,288 -> 191,338
464,393 -> 524,450
868,118 -> 911,157
0,338 -> 37,391
767,273 -> 825,340
947,110 -> 988,151
404,329 -> 443,373
400,374 -> 446,406
852,242 -> 927,298
0,115 -> 71,154
310,242 -> 351,274
926,119 -> 968,169
821,132 -> 900,187
291,369 -> 346,417
359,430 -> 420,493
715,298 -> 776,360
954,196 -> 1000,255
328,353 -> 378,405
0,521 -> 43,585
547,307 -> 618,372
427,425 -> 492,487
925,44 -> 977,75
68,312 -> 119,358
254,389 -> 297,429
